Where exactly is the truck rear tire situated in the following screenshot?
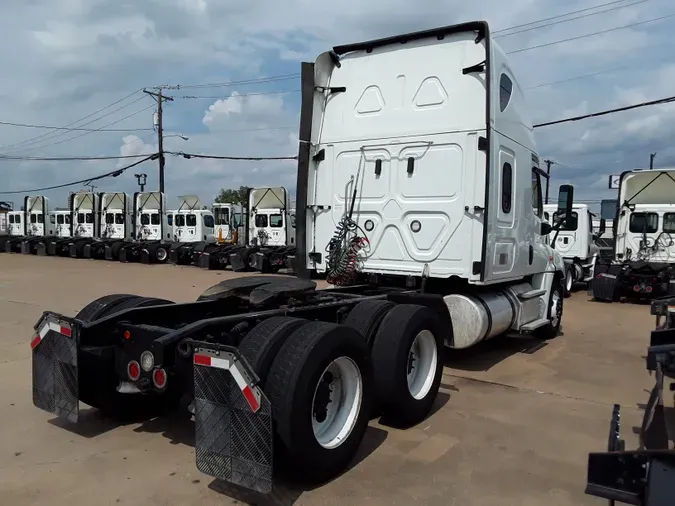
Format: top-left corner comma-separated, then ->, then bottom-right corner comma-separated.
370,304 -> 444,427
533,282 -> 563,340
265,321 -> 373,484
343,300 -> 396,347
75,294 -> 138,322
238,317 -> 309,386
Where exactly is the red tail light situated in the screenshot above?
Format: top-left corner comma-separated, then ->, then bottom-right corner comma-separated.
646,286 -> 653,293
634,285 -> 640,292
152,368 -> 167,389
127,360 -> 141,381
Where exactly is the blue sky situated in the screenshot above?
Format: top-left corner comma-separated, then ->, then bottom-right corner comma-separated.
1,0 -> 674,213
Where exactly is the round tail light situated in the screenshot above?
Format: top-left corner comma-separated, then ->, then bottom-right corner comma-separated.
127,360 -> 141,381
152,368 -> 167,389
634,285 -> 640,292
646,285 -> 653,293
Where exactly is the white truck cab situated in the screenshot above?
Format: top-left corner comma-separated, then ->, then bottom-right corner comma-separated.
70,192 -> 99,238
296,21 -> 571,346
213,202 -> 244,244
172,195 -> 216,244
100,192 -> 132,240
50,211 -> 72,238
613,169 -> 675,264
134,191 -> 170,242
249,187 -> 295,247
8,211 -> 24,236
25,196 -> 53,237
544,203 -> 605,295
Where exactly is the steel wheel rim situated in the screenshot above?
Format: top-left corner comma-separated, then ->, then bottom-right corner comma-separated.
407,330 -> 438,400
156,248 -> 167,261
311,356 -> 362,450
550,289 -> 562,328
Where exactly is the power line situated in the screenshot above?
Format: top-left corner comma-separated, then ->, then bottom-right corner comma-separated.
0,119 -> 152,132
0,90 -> 143,152
533,94 -> 675,128
495,0 -> 648,38
0,154 -> 158,195
0,153 -> 156,161
159,74 -> 300,91
177,89 -> 300,100
507,13 -> 675,54
13,103 -> 156,154
168,151 -> 298,161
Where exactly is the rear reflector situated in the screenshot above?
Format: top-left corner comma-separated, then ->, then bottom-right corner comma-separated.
31,321 -> 72,349
193,353 -> 261,413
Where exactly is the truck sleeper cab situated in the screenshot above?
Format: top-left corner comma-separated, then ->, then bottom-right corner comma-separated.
592,169 -> 675,302
67,192 -> 100,258
30,22 -> 572,498
544,203 -> 605,296
1,211 -> 25,252
38,211 -> 72,256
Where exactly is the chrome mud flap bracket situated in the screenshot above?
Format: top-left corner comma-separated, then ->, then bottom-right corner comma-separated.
31,313 -> 79,423
191,342 -> 273,494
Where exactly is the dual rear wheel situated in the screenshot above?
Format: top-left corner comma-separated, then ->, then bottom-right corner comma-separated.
238,301 -> 444,483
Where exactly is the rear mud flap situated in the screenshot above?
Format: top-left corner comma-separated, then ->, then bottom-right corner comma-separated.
31,315 -> 79,423
192,345 -> 273,494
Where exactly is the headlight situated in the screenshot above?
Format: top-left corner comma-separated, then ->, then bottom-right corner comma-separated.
140,351 -> 155,372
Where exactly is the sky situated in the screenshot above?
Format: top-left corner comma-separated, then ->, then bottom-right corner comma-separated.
0,0 -> 673,212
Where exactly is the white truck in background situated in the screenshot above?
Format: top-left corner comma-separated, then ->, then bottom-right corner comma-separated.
592,168 -> 675,301
544,203 -> 605,296
116,191 -> 173,263
84,192 -> 133,260
229,186 -> 297,273
167,196 -> 217,265
30,22 -> 575,496
19,196 -> 53,254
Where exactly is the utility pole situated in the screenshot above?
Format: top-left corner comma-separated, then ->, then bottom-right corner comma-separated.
134,173 -> 148,192
143,88 -> 173,194
85,183 -> 97,193
650,152 -> 657,170
543,159 -> 557,204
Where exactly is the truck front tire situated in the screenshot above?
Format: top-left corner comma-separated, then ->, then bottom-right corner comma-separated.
534,281 -> 563,340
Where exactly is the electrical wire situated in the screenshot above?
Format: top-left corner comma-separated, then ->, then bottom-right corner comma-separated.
0,91 -> 144,152
0,153 -> 155,161
177,89 -> 300,100
12,103 -> 156,154
495,0 -> 648,38
533,94 -> 675,128
167,151 -> 298,161
507,13 -> 675,54
0,154 -> 157,195
159,74 -> 301,91
0,120 -> 152,132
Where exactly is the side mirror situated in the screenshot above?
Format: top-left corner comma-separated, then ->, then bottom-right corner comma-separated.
598,218 -> 606,236
541,222 -> 552,236
557,184 -> 574,224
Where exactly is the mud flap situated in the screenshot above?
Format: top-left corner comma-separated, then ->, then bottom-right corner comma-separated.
192,344 -> 273,494
31,314 -> 79,423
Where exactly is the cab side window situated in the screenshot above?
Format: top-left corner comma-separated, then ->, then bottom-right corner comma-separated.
531,168 -> 543,217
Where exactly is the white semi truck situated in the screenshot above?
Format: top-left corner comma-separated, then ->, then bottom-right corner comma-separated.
167,196 -> 217,265
30,21 -> 573,496
19,196 -> 54,254
229,186 -> 297,273
592,168 -> 675,301
544,203 -> 606,296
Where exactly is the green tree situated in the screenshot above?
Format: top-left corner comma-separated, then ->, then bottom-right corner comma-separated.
214,186 -> 250,206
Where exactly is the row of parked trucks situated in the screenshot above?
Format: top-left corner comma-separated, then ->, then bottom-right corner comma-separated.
0,186 -> 297,273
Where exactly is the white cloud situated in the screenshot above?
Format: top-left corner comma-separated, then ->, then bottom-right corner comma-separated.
0,0 -> 673,214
